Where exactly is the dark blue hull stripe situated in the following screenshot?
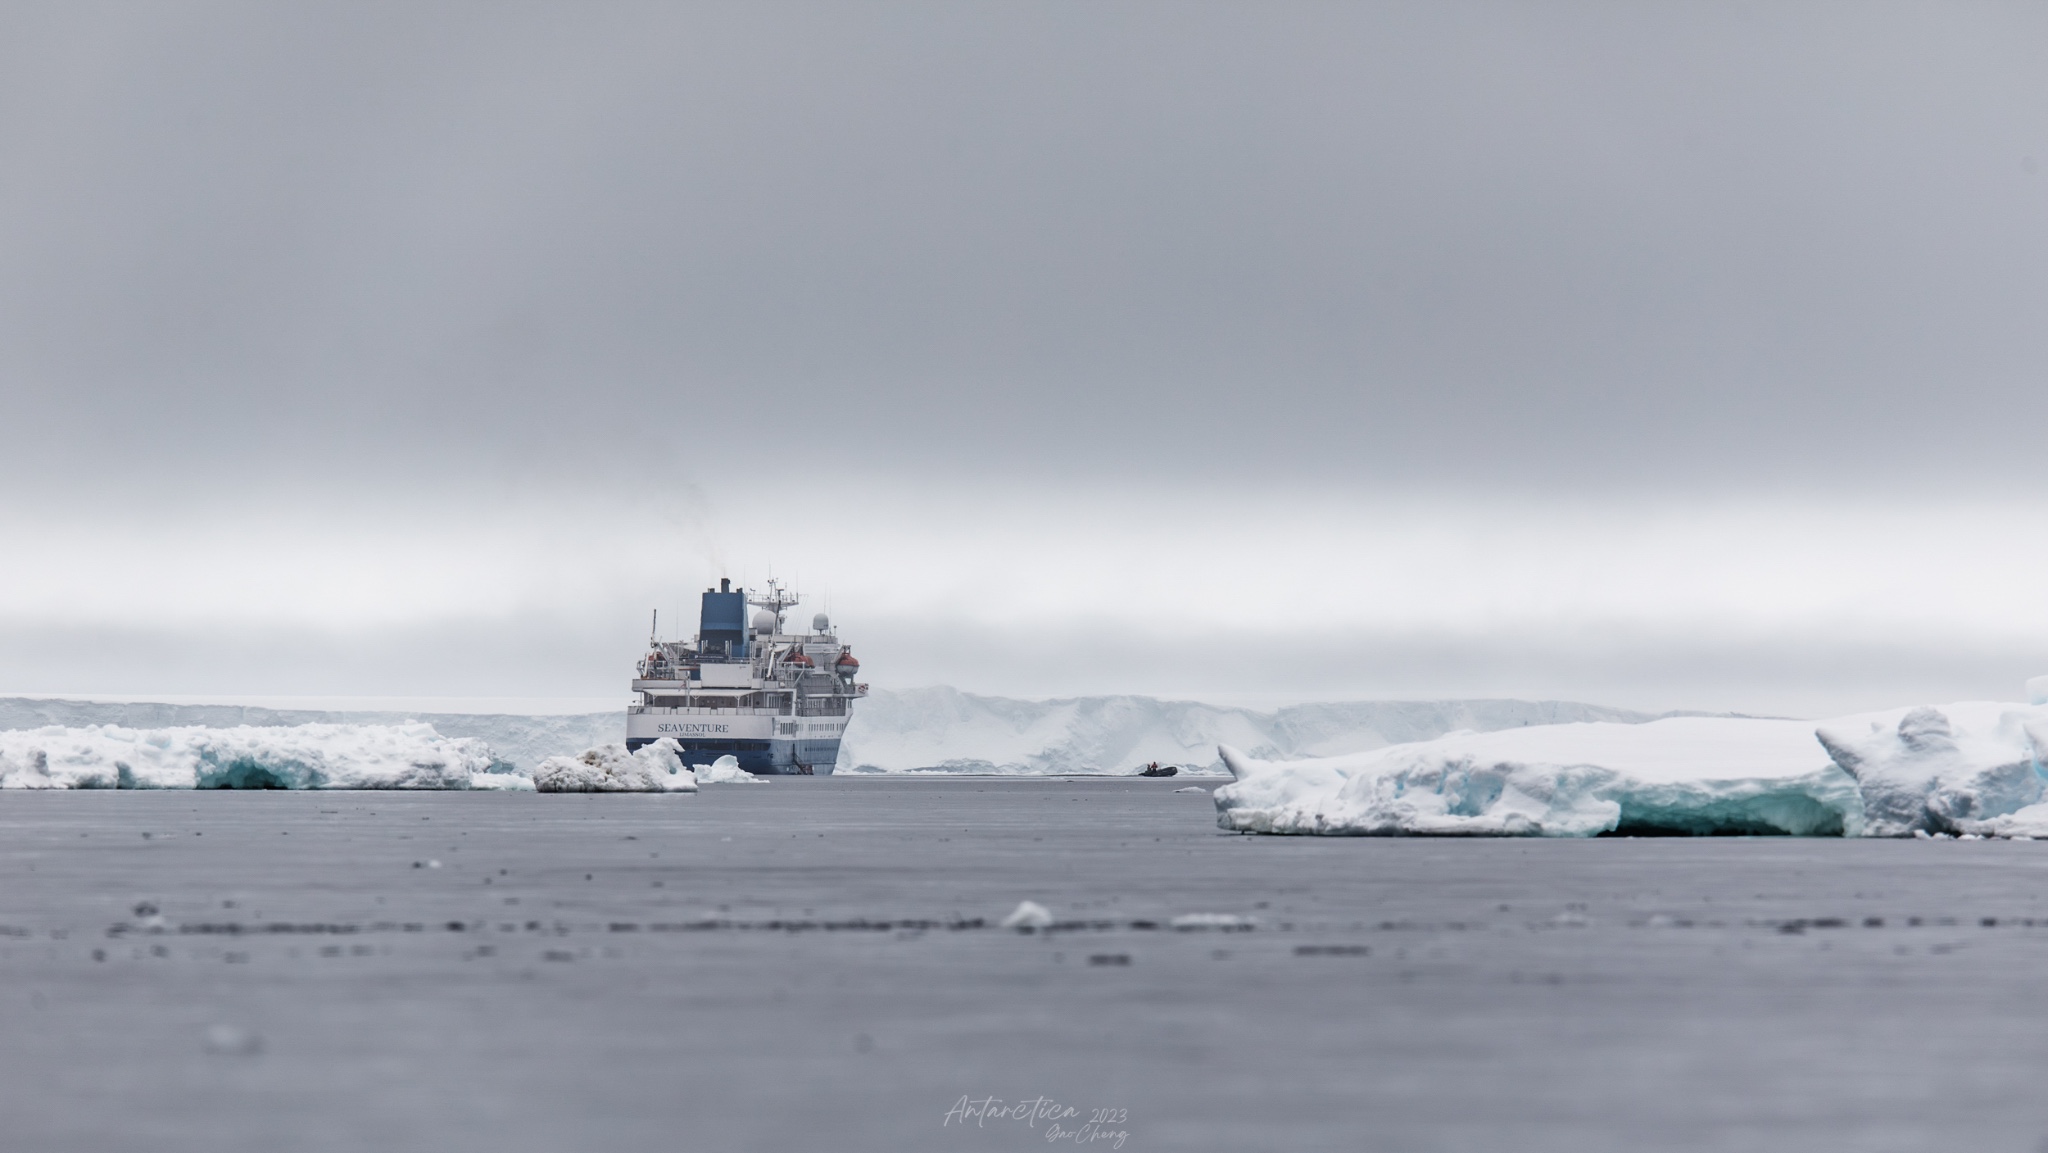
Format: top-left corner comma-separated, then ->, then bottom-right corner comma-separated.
625,736 -> 842,775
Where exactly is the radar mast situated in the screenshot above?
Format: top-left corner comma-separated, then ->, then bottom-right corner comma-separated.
748,578 -> 800,632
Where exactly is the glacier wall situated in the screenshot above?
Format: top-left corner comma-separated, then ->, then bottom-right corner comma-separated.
837,687 -> 1667,775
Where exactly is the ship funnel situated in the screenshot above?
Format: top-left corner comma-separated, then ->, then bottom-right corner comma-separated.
699,584 -> 747,658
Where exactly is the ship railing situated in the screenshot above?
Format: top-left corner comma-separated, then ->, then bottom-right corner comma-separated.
630,705 -> 784,716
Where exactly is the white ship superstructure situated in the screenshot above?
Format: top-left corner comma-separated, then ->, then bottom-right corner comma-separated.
625,579 -> 865,775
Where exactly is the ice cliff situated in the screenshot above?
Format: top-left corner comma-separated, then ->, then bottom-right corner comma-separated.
1215,700 -> 2048,838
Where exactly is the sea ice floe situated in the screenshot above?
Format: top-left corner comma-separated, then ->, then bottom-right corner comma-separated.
532,739 -> 696,793
0,722 -> 497,790
1216,703 -> 2048,838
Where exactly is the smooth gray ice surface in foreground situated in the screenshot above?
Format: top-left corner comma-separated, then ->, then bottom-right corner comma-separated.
7,780 -> 2048,1151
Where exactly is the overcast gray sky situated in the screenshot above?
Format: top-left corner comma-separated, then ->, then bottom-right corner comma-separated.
3,2 -> 2046,714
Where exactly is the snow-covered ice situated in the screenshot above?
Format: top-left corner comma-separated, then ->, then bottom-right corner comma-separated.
1214,717 -> 1865,837
0,722 -> 497,790
532,739 -> 696,793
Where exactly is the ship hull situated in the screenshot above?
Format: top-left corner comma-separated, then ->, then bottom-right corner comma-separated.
626,710 -> 844,775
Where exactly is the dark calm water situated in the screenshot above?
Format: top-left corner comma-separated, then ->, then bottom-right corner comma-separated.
3,778 -> 2047,1152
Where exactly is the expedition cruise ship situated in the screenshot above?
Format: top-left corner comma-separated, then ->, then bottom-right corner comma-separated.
625,579 -> 866,775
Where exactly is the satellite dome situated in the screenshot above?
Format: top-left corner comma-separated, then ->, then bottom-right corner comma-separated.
751,609 -> 777,634
812,613 -> 831,632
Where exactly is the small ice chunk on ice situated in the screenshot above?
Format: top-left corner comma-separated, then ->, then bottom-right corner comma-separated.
694,755 -> 763,784
470,771 -> 536,791
203,1025 -> 262,1056
1000,900 -> 1054,931
533,739 -> 697,793
1174,786 -> 1208,794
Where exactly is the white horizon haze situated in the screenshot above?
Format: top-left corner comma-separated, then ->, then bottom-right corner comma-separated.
3,3 -> 2045,719
3,476 -> 2042,719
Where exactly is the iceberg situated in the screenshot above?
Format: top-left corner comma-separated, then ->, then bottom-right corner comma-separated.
532,739 -> 696,793
1213,717 -> 1865,837
1216,701 -> 2048,838
0,722 -> 496,790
